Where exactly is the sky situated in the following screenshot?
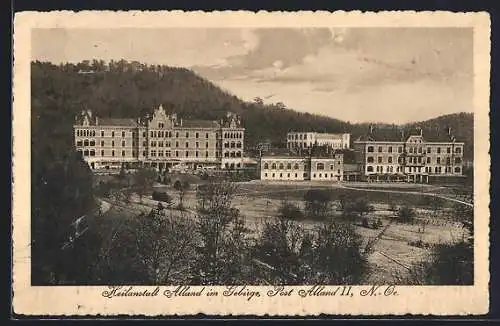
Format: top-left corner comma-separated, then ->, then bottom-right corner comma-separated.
32,28 -> 473,124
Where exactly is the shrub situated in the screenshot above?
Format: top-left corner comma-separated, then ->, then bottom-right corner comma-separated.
278,201 -> 304,220
361,217 -> 370,228
397,205 -> 416,223
152,191 -> 172,204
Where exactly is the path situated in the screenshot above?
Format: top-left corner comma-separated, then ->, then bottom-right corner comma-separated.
339,184 -> 473,208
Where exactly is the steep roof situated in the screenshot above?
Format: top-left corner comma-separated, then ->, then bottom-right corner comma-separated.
98,118 -> 137,127
356,126 -> 464,143
180,120 -> 220,128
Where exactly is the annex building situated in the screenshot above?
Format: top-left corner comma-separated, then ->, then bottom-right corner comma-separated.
260,152 -> 344,182
353,127 -> 465,183
73,105 -> 245,171
286,132 -> 350,150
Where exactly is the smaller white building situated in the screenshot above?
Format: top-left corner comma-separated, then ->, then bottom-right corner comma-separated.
287,132 -> 350,150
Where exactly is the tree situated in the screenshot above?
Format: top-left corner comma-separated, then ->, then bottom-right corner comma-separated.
173,180 -> 190,209
254,218 -> 370,285
303,189 -> 332,219
397,205 -> 416,223
191,178 -> 248,284
134,168 -> 156,203
128,209 -> 197,284
278,201 -> 304,220
253,97 -> 264,106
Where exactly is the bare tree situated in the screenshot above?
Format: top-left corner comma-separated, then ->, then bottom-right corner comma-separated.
192,178 -> 248,284
134,167 -> 156,203
132,208 -> 197,284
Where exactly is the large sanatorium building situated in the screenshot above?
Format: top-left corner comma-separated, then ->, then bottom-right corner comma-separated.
73,105 -> 245,171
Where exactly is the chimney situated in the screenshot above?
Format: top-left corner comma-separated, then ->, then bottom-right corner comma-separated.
95,116 -> 99,125
369,125 -> 374,134
419,127 -> 423,136
87,109 -> 92,118
447,127 -> 452,135
180,118 -> 183,126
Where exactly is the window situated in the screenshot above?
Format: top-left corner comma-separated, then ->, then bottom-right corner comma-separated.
378,157 -> 383,163
122,141 -> 125,147
398,146 -> 403,153
294,163 -> 299,170
437,148 -> 441,154
455,147 -> 462,154
142,151 -> 146,156
388,156 -> 393,163
378,146 -> 383,153
101,131 -> 104,137
151,150 -> 156,157
84,139 -> 89,146
101,141 -> 104,146
330,164 -> 334,170
427,157 -> 431,164
454,167 -> 461,173
196,142 -> 199,148
77,140 -> 82,146
83,150 -> 89,156
455,157 -> 462,164
236,142 -> 242,148
287,163 -> 292,170
175,141 -> 179,148
367,166 -> 374,172
186,151 -> 189,157
101,150 -> 104,156
195,151 -> 199,157
437,157 -> 441,164
196,132 -> 199,138
367,146 -> 374,153
151,141 -> 156,147
388,146 -> 393,153
224,152 -> 229,158
185,142 -> 189,148
175,151 -> 179,157
185,132 -> 189,138
272,163 -> 277,169
427,147 -> 431,154
231,142 -> 235,148
367,156 -> 374,163
176,132 -> 179,138
159,141 -> 163,147
122,151 -> 125,157
264,173 -> 268,177
317,163 -> 325,170
446,157 -> 451,165
417,157 -> 422,163
447,147 -> 451,154
159,123 -> 164,129
158,151 -> 164,157
90,150 -> 95,156
122,131 -> 125,137
205,142 -> 209,148
112,131 -> 115,137
112,150 -> 115,157
279,163 -> 284,169
206,133 -> 209,139
205,151 -> 209,157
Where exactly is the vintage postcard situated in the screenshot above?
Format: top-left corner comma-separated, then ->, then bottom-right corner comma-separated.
12,11 -> 491,316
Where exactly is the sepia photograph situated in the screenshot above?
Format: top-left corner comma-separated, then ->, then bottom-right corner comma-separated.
12,11 -> 490,316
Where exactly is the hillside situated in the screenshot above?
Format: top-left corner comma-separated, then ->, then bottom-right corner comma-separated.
31,60 -> 474,159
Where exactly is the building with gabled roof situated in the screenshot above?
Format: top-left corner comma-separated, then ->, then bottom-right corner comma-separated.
353,125 -> 465,183
73,105 -> 246,172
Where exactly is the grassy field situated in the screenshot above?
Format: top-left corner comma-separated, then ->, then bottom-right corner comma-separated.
101,178 -> 470,284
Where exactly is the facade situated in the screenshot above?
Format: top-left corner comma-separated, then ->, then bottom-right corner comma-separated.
287,132 -> 350,150
353,128 -> 465,183
73,105 -> 245,171
260,153 -> 344,181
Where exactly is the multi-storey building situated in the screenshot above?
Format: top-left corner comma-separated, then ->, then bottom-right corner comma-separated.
287,132 -> 350,150
73,105 -> 245,171
353,127 -> 465,183
260,152 -> 344,182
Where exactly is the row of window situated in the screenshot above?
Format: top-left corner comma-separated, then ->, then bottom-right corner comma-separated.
367,156 -> 462,165
150,150 -> 210,158
263,162 -> 340,170
223,142 -> 243,148
150,131 -> 212,139
366,145 -> 462,154
287,134 -> 311,140
78,149 -> 129,157
366,165 -> 461,174
263,172 -> 341,179
77,140 -> 131,147
223,132 -> 243,139
76,130 -> 130,138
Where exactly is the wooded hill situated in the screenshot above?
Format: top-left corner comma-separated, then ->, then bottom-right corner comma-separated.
31,60 -> 474,160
